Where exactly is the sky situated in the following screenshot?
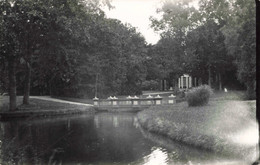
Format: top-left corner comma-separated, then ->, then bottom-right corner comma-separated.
103,0 -> 163,45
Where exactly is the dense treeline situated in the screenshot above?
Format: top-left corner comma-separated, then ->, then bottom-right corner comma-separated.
0,0 -> 256,111
0,0 -> 147,110
148,0 -> 256,99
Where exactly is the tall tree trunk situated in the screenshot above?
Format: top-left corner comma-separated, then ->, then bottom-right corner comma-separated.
48,81 -> 52,96
164,79 -> 167,91
208,66 -> 211,87
23,62 -> 31,105
95,73 -> 99,98
23,32 -> 32,104
218,73 -> 222,91
8,58 -> 16,111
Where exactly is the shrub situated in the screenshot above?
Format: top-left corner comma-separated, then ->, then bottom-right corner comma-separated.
186,85 -> 213,106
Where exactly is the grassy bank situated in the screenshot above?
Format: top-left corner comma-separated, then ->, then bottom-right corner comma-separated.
137,100 -> 257,159
0,96 -> 93,111
0,96 -> 95,119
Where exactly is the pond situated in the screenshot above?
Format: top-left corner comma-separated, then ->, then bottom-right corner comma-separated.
0,113 -> 257,165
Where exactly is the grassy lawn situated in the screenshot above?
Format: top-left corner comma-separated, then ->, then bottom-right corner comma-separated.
137,95 -> 257,159
210,90 -> 247,101
0,96 -> 93,112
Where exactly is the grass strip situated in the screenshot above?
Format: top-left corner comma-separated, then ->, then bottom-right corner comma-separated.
137,101 -> 256,159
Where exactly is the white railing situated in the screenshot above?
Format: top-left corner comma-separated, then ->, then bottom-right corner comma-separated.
93,94 -> 176,107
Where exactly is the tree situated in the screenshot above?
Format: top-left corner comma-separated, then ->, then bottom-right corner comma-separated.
34,8 -> 148,98
150,35 -> 186,87
148,0 -> 254,93
185,20 -> 230,89
10,0 -> 52,104
198,0 -> 232,26
221,0 -> 256,98
83,19 -> 147,97
0,1 -> 20,110
0,0 -> 104,109
149,0 -> 198,88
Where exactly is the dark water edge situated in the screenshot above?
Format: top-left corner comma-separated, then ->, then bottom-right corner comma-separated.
0,112 -> 257,165
138,124 -> 256,165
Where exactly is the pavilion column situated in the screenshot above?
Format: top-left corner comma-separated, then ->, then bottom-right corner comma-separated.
181,76 -> 183,88
189,77 -> 192,88
186,76 -> 189,89
178,78 -> 180,88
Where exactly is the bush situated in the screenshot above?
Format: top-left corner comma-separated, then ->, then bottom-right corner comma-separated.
186,85 -> 213,106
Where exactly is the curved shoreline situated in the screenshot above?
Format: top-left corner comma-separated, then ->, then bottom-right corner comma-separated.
136,101 -> 257,161
138,123 -> 253,165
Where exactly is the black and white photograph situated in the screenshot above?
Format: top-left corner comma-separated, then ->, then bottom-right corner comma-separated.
0,0 -> 259,164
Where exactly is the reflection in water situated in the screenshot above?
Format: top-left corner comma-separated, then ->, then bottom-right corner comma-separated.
0,113 -> 257,165
67,119 -> 71,131
230,124 -> 259,146
143,147 -> 168,165
113,116 -> 118,127
0,113 -> 154,164
94,115 -> 99,128
133,117 -> 139,128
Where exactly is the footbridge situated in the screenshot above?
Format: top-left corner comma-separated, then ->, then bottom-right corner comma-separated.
93,94 -> 177,112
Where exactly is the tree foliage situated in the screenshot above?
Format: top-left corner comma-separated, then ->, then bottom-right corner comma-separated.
0,0 -> 147,110
222,0 -> 256,99
0,0 -> 256,111
149,0 -> 255,98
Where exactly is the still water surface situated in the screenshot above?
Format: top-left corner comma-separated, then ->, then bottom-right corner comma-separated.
0,113 -> 256,165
